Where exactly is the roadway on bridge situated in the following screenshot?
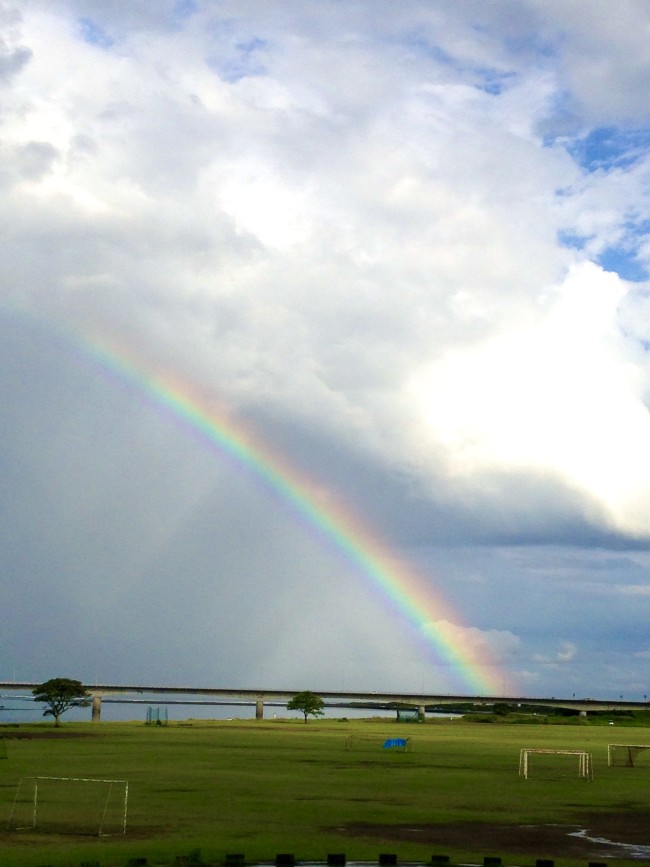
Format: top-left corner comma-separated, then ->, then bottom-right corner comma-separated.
1,681 -> 647,721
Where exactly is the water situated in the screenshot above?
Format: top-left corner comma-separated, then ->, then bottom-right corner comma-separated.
568,829 -> 650,861
0,695 -> 411,725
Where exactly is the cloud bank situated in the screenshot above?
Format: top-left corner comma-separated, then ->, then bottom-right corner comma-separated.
2,1 -> 650,701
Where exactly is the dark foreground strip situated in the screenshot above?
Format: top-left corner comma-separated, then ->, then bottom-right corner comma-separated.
92,854 -> 608,867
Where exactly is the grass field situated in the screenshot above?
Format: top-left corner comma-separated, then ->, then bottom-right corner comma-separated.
1,717 -> 650,867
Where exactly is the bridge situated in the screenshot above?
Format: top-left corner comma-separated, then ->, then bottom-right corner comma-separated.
1,682 -> 648,722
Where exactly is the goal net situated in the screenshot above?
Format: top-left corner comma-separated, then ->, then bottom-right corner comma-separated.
608,744 -> 650,767
7,776 -> 128,836
519,748 -> 593,780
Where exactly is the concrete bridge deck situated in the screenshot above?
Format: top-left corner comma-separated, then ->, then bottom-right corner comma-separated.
1,682 -> 648,721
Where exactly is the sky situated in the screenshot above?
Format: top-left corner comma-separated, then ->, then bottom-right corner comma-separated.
2,0 -> 650,703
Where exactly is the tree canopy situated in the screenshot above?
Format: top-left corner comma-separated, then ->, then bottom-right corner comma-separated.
32,677 -> 90,726
286,690 -> 325,722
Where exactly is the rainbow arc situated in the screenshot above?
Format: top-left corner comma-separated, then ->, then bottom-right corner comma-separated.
12,307 -> 517,695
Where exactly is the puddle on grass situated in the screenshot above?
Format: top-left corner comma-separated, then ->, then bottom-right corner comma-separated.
568,828 -> 650,861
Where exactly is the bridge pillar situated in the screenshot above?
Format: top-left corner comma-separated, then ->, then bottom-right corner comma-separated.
255,699 -> 264,720
91,694 -> 102,722
418,705 -> 425,720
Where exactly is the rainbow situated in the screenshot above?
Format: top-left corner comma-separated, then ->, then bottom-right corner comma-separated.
49,317 -> 516,695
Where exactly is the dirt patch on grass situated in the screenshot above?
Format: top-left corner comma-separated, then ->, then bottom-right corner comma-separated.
336,812 -> 650,860
0,730 -> 95,739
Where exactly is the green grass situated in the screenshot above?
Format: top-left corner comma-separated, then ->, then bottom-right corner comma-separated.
0,717 -> 649,867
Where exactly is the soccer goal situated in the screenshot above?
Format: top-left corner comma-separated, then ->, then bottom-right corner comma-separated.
608,744 -> 650,767
145,706 -> 168,726
519,748 -> 593,780
7,776 -> 128,836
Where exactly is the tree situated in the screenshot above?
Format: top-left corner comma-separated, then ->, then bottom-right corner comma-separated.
287,690 -> 325,723
32,678 -> 90,726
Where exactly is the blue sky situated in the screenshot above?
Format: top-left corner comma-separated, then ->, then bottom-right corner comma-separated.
1,0 -> 650,701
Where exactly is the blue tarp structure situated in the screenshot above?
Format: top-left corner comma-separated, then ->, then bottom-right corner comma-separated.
383,738 -> 408,750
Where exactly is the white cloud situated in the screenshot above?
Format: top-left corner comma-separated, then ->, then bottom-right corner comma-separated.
533,641 -> 577,665
588,584 -> 650,597
0,7 -> 645,501
409,263 -> 650,535
528,0 -> 650,123
3,0 -> 650,699
427,619 -> 521,664
556,641 -> 577,663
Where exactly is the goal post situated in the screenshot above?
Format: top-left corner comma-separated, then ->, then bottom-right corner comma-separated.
7,776 -> 128,836
519,748 -> 593,780
608,744 -> 650,767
